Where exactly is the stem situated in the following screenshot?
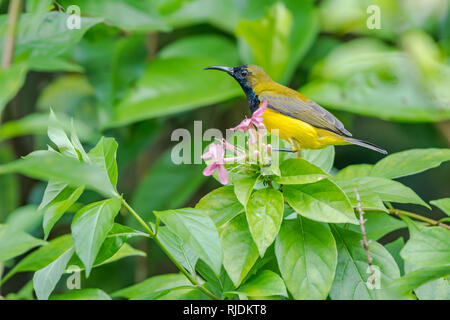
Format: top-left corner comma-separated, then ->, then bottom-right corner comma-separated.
121,198 -> 155,236
388,208 -> 450,230
365,207 -> 450,230
2,0 -> 21,69
119,197 -> 220,300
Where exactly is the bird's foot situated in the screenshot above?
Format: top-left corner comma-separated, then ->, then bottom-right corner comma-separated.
263,160 -> 272,167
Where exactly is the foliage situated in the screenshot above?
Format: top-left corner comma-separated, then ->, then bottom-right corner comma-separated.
0,0 -> 449,301
0,117 -> 449,300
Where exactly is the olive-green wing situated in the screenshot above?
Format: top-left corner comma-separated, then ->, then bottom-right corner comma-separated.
259,92 -> 352,137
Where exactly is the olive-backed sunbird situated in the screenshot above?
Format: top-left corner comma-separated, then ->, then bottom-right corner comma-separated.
205,64 -> 387,154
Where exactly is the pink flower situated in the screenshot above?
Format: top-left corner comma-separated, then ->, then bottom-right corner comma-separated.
231,100 -> 267,131
201,143 -> 228,185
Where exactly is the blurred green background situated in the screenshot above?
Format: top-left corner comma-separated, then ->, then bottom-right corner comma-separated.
0,0 -> 449,296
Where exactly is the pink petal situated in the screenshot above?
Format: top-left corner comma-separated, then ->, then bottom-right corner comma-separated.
217,164 -> 229,185
203,163 -> 217,176
252,100 -> 268,117
202,143 -> 217,159
231,118 -> 251,131
201,150 -> 213,159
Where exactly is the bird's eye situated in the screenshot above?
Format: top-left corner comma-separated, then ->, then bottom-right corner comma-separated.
240,69 -> 248,77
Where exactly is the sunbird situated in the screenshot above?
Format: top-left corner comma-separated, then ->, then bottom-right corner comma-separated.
205,65 -> 387,154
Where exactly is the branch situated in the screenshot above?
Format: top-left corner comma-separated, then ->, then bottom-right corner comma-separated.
359,206 -> 450,231
119,197 -> 220,300
388,208 -> 450,230
354,189 -> 376,287
2,0 -> 21,69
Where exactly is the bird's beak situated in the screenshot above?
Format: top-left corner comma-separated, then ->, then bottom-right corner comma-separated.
204,66 -> 234,75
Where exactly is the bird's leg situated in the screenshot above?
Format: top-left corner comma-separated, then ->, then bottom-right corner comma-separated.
263,159 -> 272,167
290,139 -> 302,158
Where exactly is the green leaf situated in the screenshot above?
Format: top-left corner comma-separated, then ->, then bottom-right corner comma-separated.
65,224 -> 147,273
107,223 -> 148,239
1,235 -> 73,284
70,123 -> 89,162
236,0 -> 318,83
387,265 -> 450,298
284,179 -> 357,224
0,112 -> 98,144
337,176 -> 430,209
39,180 -> 69,211
156,226 -> 198,276
330,226 -> 401,300
108,35 -> 241,127
0,224 -> 46,263
371,149 -> 450,179
154,208 -> 222,275
71,198 -> 121,276
57,0 -> 170,32
0,12 -> 102,59
404,261 -> 450,300
232,175 -> 259,206
111,273 -> 192,299
48,110 -> 77,158
155,287 -> 209,300
5,205 -> 43,234
28,56 -> 83,73
232,270 -> 287,298
88,137 -> 118,189
274,158 -> 329,185
236,2 -> 292,82
50,288 -> 111,300
348,212 -> 406,241
0,150 -> 117,197
246,188 -> 284,256
385,237 -> 405,275
333,177 -> 387,212
33,247 -> 74,300
42,186 -> 84,239
430,198 -> 450,216
334,164 -> 373,180
0,62 -> 28,115
220,214 -> 259,287
195,185 -> 244,227
302,146 -> 335,173
195,260 -> 234,298
162,0 -> 267,32
401,227 -> 450,268
276,216 -> 337,299
26,0 -> 52,13
68,243 -> 146,273
301,39 -> 450,122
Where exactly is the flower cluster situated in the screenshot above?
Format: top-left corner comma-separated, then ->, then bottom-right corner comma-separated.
201,101 -> 273,185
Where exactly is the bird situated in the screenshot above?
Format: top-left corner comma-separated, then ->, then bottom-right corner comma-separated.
204,64 -> 387,154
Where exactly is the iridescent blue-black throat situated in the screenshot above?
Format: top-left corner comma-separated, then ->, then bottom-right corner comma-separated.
235,79 -> 260,114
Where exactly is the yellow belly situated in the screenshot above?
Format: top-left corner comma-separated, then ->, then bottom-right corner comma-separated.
261,108 -> 348,149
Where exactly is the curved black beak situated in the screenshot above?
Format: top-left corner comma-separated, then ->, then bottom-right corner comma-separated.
204,66 -> 234,75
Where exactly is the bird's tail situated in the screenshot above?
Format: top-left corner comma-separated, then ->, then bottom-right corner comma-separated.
344,137 -> 388,155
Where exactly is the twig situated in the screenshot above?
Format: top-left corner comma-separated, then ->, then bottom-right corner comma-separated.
2,0 -> 21,69
354,189 -> 375,287
388,208 -> 450,230
360,207 -> 450,230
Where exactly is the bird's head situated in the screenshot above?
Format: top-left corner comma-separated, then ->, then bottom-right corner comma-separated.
204,64 -> 271,89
